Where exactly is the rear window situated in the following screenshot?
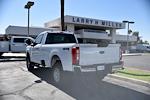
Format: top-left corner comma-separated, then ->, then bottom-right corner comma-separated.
45,33 -> 76,44
13,38 -> 26,43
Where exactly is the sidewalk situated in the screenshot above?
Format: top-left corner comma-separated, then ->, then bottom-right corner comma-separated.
107,74 -> 150,88
104,74 -> 150,95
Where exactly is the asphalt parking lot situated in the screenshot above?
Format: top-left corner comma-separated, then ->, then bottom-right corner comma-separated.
123,53 -> 150,71
0,54 -> 150,100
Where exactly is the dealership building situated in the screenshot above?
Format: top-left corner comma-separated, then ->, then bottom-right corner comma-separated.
45,15 -> 137,49
5,15 -> 137,51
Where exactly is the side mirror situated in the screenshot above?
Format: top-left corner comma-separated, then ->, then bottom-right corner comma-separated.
25,39 -> 33,45
32,42 -> 37,46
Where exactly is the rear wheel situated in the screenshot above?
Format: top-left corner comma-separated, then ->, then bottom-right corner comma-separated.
52,61 -> 63,83
26,55 -> 34,71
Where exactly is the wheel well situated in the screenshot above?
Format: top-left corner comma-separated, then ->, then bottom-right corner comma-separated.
51,55 -> 62,68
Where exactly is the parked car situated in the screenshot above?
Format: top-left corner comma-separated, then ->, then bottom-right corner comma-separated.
136,44 -> 150,53
0,36 -> 33,56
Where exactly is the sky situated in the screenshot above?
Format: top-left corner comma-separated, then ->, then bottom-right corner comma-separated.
0,0 -> 150,42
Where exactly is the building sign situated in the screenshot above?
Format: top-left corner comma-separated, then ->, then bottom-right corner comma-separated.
65,15 -> 125,29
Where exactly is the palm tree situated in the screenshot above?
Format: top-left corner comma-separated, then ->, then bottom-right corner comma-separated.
132,31 -> 140,42
143,40 -> 149,44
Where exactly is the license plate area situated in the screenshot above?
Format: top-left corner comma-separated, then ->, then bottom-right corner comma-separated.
97,65 -> 105,71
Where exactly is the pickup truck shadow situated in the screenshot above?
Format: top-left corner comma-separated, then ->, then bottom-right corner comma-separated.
31,67 -> 150,100
0,56 -> 25,62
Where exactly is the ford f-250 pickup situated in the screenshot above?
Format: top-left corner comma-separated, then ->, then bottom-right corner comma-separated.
25,31 -> 123,83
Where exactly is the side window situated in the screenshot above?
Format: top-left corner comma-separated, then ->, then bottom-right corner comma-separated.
35,34 -> 44,44
13,38 -> 25,43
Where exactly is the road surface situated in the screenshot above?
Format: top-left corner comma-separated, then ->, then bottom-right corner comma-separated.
0,57 -> 149,100
123,53 -> 150,71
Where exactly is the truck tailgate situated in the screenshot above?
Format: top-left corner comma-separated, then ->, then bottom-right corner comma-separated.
79,44 -> 120,66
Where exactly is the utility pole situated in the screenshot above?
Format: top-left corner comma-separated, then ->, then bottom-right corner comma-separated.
60,0 -> 65,31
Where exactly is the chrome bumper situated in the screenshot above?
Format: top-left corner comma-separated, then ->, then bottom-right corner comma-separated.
73,61 -> 124,73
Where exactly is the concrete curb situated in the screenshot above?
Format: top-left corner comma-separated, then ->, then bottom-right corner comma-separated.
107,74 -> 150,88
122,53 -> 142,56
3,53 -> 26,57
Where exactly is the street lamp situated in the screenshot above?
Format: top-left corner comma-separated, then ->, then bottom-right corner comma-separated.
122,20 -> 135,53
24,1 -> 34,37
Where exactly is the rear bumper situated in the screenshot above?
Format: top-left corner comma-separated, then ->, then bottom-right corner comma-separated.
73,61 -> 124,73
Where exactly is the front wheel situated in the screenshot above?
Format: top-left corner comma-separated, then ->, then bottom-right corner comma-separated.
26,55 -> 34,71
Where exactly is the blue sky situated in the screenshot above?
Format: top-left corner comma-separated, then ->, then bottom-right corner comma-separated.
0,0 -> 150,42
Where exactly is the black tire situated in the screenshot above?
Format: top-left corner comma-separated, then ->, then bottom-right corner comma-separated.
52,61 -> 63,84
26,55 -> 34,71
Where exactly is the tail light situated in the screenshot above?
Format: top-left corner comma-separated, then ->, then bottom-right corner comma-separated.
72,47 -> 80,65
120,47 -> 122,60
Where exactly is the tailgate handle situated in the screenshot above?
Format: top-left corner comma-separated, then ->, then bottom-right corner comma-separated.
63,48 -> 69,51
99,51 -> 104,54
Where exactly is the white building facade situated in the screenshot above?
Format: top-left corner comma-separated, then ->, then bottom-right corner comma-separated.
45,15 -> 137,49
5,25 -> 58,38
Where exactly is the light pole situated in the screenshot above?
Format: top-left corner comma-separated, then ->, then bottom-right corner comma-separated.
24,1 -> 34,37
123,21 -> 135,53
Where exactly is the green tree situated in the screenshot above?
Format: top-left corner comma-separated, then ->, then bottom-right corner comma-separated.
143,40 -> 149,44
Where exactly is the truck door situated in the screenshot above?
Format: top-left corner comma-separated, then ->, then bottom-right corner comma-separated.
11,37 -> 27,52
31,34 -> 44,63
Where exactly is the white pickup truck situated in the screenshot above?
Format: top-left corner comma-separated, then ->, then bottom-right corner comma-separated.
26,31 -> 123,83
0,36 -> 33,56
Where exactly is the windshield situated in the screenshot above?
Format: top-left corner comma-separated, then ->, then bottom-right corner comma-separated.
45,33 -> 76,44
